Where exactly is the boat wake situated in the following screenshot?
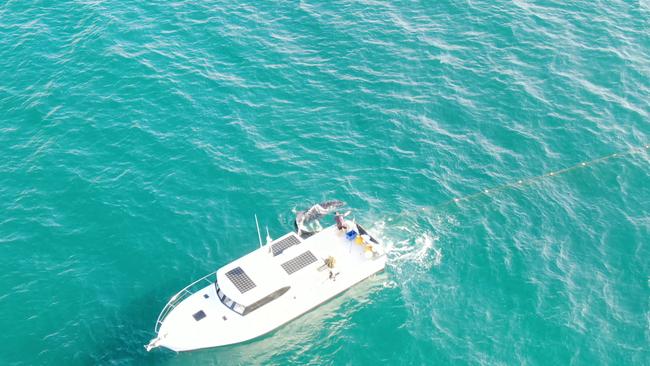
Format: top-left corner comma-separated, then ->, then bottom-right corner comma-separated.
367,213 -> 456,272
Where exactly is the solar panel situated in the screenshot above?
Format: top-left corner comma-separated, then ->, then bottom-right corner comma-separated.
225,267 -> 256,293
281,251 -> 318,275
271,234 -> 301,256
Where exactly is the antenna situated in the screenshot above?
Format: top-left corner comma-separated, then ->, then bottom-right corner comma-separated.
265,226 -> 272,245
265,226 -> 273,253
254,214 -> 263,249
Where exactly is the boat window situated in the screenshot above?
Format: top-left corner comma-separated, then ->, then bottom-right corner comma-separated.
192,310 -> 207,321
243,286 -> 290,316
233,303 -> 245,314
214,283 -> 245,315
216,286 -> 225,301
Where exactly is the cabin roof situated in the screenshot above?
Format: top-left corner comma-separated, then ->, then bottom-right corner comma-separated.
216,232 -> 304,306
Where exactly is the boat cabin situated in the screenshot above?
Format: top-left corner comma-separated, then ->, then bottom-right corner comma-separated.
214,232 -> 316,316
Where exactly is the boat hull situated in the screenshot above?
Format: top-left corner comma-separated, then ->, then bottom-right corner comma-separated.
149,225 -> 386,352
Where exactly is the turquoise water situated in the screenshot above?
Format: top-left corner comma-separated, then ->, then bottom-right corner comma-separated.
1,0 -> 649,364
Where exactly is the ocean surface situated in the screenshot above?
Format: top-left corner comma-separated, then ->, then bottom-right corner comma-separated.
1,0 -> 649,365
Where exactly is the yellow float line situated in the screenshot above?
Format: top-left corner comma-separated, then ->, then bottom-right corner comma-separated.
418,144 -> 650,213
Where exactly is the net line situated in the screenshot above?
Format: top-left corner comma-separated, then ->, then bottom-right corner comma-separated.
413,143 -> 650,214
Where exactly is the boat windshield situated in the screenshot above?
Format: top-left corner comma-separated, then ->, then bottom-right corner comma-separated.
215,283 -> 245,315
214,282 -> 290,316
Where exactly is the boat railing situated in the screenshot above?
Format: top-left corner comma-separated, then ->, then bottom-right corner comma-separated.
154,271 -> 217,333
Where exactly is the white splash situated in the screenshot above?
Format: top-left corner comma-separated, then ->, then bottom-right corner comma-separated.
368,218 -> 444,271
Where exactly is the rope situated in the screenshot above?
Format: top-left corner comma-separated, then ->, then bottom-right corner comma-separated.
414,143 -> 650,214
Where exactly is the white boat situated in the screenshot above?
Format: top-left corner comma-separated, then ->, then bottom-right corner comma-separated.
146,205 -> 386,352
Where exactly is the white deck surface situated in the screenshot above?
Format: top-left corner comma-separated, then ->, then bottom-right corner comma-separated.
151,224 -> 386,352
